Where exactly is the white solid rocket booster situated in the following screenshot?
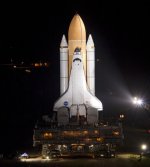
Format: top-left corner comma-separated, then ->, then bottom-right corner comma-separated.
60,35 -> 68,95
87,34 -> 95,95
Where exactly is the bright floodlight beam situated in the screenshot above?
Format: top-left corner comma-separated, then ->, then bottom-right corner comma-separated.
141,144 -> 147,151
132,97 -> 143,106
139,144 -> 147,160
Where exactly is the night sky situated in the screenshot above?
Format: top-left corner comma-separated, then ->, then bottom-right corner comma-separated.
0,1 -> 150,152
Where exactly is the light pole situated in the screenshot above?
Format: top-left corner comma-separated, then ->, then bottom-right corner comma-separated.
118,114 -> 124,126
139,144 -> 147,161
132,97 -> 143,127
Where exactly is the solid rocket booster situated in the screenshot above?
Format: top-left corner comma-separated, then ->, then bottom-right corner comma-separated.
60,35 -> 68,94
87,34 -> 95,95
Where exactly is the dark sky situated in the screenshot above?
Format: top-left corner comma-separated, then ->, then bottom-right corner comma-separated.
0,1 -> 150,151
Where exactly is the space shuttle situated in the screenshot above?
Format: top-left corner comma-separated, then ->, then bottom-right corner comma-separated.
53,14 -> 103,125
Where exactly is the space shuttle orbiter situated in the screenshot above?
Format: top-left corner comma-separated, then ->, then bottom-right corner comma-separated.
53,14 -> 103,124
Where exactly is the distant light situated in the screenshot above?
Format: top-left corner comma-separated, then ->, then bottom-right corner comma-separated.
21,153 -> 28,157
13,65 -> 17,68
43,132 -> 52,139
34,63 -> 40,67
137,99 -> 143,105
141,144 -> 147,150
120,114 -> 124,118
94,130 -> 98,134
25,69 -> 31,73
111,153 -> 115,157
113,131 -> 120,136
97,137 -> 103,142
83,130 -> 88,135
44,62 -> 48,67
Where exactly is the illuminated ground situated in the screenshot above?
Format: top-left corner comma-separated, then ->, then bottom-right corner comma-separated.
0,154 -> 150,167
